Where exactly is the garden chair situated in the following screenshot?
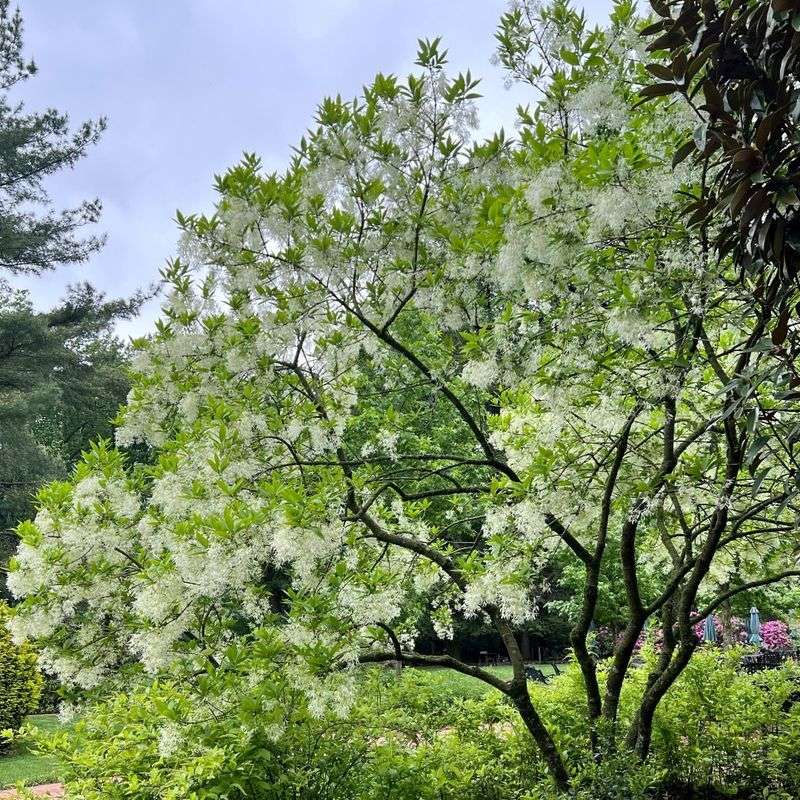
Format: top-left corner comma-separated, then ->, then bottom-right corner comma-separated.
524,665 -> 549,683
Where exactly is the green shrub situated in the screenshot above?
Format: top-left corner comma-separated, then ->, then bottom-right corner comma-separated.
21,654 -> 800,799
647,648 -> 798,792
0,602 -> 42,744
524,648 -> 800,798
26,665 -> 531,800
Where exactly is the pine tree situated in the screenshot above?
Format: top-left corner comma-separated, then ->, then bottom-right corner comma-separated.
0,0 -> 106,275
0,281 -> 141,599
0,2 -> 144,597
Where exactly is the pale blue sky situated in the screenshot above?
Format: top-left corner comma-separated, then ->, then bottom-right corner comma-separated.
15,0 -> 612,337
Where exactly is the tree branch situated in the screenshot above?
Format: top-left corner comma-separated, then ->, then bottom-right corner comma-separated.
358,650 -> 511,693
693,570 -> 800,623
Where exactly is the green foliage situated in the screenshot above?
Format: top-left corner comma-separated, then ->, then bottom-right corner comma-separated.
0,283 -> 143,599
0,602 -> 41,745
24,656 -> 800,800
0,0 -> 105,275
0,715 -> 61,789
33,681 -> 359,800
519,650 -> 800,798
26,666 -> 543,800
647,649 -> 800,795
362,696 -> 535,800
0,0 -> 145,601
640,0 -> 800,344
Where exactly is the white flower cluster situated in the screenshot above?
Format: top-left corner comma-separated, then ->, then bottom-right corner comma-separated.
9,10 -> 764,727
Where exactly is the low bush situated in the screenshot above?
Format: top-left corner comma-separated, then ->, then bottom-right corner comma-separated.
525,648 -> 800,799
21,651 -> 800,799
25,661 -> 536,800
0,602 -> 42,746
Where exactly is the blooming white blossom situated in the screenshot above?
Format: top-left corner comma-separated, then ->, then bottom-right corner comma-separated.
157,723 -> 184,758
8,17 -> 790,781
461,358 -> 499,389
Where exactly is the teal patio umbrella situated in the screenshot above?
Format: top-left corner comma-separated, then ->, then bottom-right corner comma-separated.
703,614 -> 717,643
748,606 -> 762,645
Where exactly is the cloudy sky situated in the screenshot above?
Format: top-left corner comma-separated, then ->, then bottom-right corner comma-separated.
15,0 -> 612,337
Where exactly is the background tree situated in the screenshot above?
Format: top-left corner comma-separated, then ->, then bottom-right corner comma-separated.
0,1 -> 143,597
0,0 -> 105,275
0,281 -> 139,599
638,0 -> 800,379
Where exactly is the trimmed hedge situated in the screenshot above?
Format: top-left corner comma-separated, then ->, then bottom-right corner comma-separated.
0,602 -> 42,744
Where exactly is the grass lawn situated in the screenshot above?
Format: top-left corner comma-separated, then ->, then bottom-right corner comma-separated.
415,662 -> 560,699
0,715 -> 62,789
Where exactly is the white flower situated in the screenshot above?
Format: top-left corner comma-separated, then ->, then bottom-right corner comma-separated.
570,80 -> 627,133
157,723 -> 184,758
461,358 -> 499,390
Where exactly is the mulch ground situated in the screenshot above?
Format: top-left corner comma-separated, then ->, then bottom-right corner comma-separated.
0,784 -> 64,798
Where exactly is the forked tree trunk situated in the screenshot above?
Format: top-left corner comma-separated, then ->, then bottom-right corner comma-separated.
628,641 -> 696,759
510,685 -> 571,793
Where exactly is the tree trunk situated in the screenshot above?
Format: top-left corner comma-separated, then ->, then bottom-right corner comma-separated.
629,641 -> 696,759
511,686 -> 571,794
571,564 -> 603,754
492,612 -> 571,793
602,614 -> 646,727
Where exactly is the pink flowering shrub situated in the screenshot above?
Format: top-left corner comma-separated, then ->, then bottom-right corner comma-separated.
760,620 -> 792,651
625,616 -> 749,655
596,617 -> 787,656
